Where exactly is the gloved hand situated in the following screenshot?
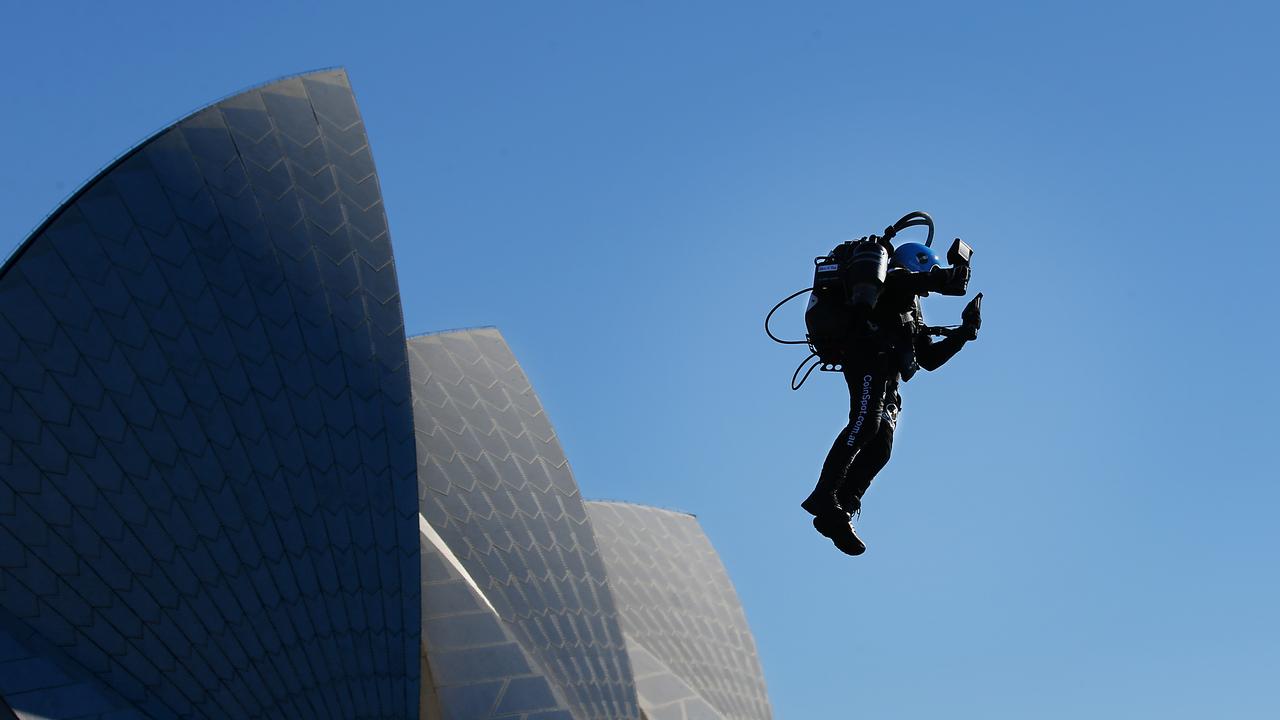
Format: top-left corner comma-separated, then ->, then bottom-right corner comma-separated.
937,264 -> 970,296
960,292 -> 982,340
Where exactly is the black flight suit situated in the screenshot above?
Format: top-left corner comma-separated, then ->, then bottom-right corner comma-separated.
803,264 -> 972,521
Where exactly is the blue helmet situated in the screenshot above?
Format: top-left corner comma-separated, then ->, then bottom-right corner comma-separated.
890,242 -> 941,272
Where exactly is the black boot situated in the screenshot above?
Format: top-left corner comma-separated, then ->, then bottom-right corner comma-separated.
812,514 -> 866,556
800,473 -> 845,518
803,476 -> 865,556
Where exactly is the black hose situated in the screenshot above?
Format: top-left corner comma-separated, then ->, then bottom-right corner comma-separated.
890,211 -> 935,247
764,287 -> 813,345
791,352 -> 822,390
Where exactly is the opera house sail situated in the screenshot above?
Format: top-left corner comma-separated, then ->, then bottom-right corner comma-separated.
407,328 -> 640,720
587,502 -> 772,720
0,70 -> 771,720
0,69 -> 420,718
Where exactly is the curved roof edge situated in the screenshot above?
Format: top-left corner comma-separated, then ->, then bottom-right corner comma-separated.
2,66 -> 347,276
587,498 -> 698,518
406,325 -> 501,340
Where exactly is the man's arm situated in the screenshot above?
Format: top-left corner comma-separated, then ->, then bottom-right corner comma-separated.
916,293 -> 982,371
916,333 -> 969,371
884,238 -> 973,297
884,263 -> 969,296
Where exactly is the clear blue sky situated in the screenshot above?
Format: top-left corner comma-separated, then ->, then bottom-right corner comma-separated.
4,2 -> 1279,717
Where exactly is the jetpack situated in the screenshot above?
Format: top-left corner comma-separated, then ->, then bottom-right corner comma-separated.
764,211 -> 970,389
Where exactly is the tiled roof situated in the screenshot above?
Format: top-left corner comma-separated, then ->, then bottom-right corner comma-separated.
0,69 -> 420,718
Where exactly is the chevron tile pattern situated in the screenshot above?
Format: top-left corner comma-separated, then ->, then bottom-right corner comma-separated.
0,70 -> 420,718
625,640 -> 726,720
586,502 -> 772,720
0,604 -> 142,720
407,328 -> 641,720
418,516 -> 574,720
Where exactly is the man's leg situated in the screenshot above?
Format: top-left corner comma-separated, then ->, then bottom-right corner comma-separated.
837,400 -> 898,514
802,368 -> 888,516
801,368 -> 888,555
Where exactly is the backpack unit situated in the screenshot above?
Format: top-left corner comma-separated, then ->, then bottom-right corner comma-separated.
764,211 -> 937,389
803,238 -> 889,368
